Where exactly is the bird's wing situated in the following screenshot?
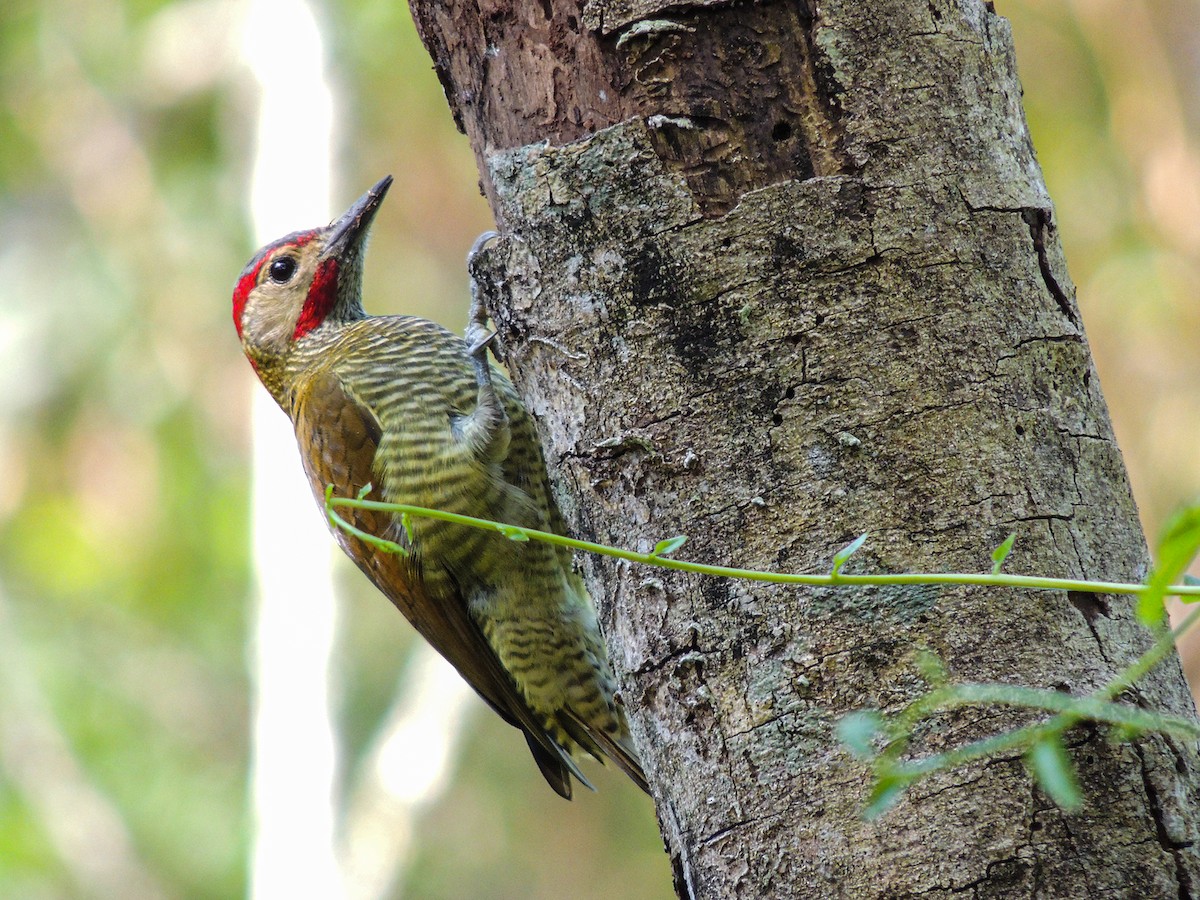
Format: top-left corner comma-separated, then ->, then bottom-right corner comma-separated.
291,367 -> 587,798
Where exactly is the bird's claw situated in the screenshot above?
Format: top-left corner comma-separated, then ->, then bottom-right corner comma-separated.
467,230 -> 500,270
466,324 -> 498,360
467,231 -> 506,363
466,322 -> 507,364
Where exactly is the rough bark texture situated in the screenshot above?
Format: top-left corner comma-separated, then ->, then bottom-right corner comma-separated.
409,0 -> 1200,895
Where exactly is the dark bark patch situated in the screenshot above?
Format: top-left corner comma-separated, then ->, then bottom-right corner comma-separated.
413,0 -> 849,215
1068,590 -> 1109,623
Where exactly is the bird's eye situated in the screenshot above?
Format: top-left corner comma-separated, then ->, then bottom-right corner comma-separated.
268,256 -> 297,283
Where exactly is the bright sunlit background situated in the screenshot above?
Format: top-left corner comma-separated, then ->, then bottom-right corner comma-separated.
1,0 -> 1199,896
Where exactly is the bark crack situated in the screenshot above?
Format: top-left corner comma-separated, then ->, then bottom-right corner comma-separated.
699,817 -> 760,846
1020,207 -> 1080,329
1067,590 -> 1110,658
958,189 -> 1082,330
662,798 -> 698,900
1133,740 -> 1196,900
634,635 -> 713,677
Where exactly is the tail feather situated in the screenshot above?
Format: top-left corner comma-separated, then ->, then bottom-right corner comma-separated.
559,710 -> 651,795
524,731 -> 594,799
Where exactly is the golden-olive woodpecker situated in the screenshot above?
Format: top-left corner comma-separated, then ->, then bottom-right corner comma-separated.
232,176 -> 647,798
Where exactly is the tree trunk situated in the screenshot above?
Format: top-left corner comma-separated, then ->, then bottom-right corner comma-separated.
409,0 -> 1200,895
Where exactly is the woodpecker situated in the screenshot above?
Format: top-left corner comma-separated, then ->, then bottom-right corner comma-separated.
232,176 -> 647,798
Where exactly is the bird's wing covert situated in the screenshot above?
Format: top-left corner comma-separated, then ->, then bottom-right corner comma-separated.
292,367 -> 586,797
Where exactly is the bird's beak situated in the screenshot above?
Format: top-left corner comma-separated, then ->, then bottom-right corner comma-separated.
321,175 -> 393,260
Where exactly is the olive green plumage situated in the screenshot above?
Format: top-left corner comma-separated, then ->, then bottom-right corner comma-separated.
232,177 -> 646,798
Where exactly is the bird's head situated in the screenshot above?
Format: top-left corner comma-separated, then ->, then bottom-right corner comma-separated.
232,175 -> 392,369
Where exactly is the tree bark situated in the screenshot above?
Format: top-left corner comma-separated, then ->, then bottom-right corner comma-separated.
409,0 -> 1200,895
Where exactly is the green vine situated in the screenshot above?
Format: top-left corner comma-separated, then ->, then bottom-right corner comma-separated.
325,487 -> 1200,816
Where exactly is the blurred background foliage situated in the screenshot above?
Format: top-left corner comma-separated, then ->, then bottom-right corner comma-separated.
0,0 -> 1198,896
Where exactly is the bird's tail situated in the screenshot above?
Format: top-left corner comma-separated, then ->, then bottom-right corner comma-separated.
559,708 -> 651,795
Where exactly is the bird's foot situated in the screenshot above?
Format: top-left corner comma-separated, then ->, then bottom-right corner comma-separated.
462,231 -> 510,459
465,323 -> 499,361
467,231 -> 507,363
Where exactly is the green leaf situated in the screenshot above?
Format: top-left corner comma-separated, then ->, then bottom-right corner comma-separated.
1183,574 -> 1200,600
356,482 -> 374,500
500,525 -> 529,542
650,535 -> 688,558
325,500 -> 408,557
838,710 -> 884,759
1026,735 -> 1081,811
401,512 -> 415,545
831,533 -> 868,577
990,533 -> 1017,575
864,770 -> 912,819
1143,507 -> 1200,623
367,533 -> 409,557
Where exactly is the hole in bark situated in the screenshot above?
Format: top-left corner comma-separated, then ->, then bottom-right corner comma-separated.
771,120 -> 793,141
772,413 -> 784,426
814,313 -> 825,326
1069,590 -> 1108,623
1031,819 -> 1043,831
1015,424 -> 1025,436
567,13 -> 578,29
784,386 -> 795,400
